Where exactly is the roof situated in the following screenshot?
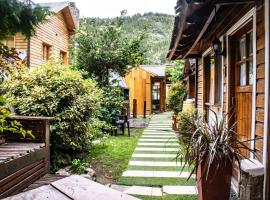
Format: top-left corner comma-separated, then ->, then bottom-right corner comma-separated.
38,1 -> 79,31
140,65 -> 167,77
110,73 -> 129,89
167,0 -> 255,60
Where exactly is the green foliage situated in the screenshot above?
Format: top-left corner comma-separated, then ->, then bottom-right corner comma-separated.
70,159 -> 88,174
177,108 -> 198,146
166,60 -> 185,82
168,81 -> 187,114
3,62 -> 102,159
0,95 -> 33,138
94,87 -> 124,124
0,0 -> 50,40
79,13 -> 174,65
73,18 -> 144,86
88,118 -> 114,139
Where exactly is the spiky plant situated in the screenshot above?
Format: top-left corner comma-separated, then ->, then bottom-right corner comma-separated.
177,109 -> 259,180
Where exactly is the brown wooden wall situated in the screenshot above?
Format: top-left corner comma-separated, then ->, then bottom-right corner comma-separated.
29,12 -> 70,68
124,67 -> 152,115
194,4 -> 265,162
197,59 -> 204,112
254,4 -> 265,161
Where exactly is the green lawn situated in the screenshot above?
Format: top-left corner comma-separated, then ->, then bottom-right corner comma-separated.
133,195 -> 198,200
87,128 -> 144,180
118,177 -> 196,186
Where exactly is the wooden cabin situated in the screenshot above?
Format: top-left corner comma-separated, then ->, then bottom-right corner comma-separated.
2,2 -> 79,68
168,0 -> 270,199
124,65 -> 171,116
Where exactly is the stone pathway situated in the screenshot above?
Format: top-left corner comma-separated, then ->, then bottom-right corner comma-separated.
115,112 -> 198,198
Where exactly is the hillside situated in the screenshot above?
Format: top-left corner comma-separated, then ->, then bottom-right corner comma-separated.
81,13 -> 174,64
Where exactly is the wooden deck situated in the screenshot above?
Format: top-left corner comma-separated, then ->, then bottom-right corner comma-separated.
0,116 -> 53,199
4,175 -> 139,200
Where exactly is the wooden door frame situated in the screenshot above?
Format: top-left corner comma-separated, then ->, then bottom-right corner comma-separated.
226,8 -> 257,159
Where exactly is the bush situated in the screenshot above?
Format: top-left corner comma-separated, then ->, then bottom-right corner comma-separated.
95,87 -> 124,124
3,62 -> 102,160
177,108 -> 198,145
70,159 -> 88,174
168,81 -> 187,114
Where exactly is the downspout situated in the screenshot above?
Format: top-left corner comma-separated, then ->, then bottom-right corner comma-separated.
27,39 -> 30,68
264,0 -> 270,199
195,59 -> 198,108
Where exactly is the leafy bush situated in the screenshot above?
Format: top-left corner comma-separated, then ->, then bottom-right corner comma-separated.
70,159 -> 88,174
177,109 -> 198,146
88,118 -> 113,139
3,62 -> 102,160
95,87 -> 124,124
168,81 -> 187,114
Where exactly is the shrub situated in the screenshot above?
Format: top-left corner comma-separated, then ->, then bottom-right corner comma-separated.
177,108 -> 199,146
95,87 -> 124,124
3,62 -> 102,160
70,159 -> 88,174
168,81 -> 187,114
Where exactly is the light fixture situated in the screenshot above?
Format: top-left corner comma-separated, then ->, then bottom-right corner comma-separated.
212,38 -> 225,56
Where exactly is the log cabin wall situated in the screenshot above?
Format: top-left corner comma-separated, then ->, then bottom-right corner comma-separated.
29,12 -> 70,68
255,3 -> 265,162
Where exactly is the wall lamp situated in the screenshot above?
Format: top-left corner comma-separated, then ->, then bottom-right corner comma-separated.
212,38 -> 226,56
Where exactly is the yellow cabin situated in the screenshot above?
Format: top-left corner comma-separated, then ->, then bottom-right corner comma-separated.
124,65 -> 172,116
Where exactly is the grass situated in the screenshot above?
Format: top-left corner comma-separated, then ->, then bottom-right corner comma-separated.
87,128 -> 144,179
117,177 -> 196,186
133,195 -> 198,200
127,166 -> 189,171
134,151 -> 179,154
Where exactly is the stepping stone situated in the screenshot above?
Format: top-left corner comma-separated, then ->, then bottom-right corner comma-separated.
132,154 -> 177,158
124,186 -> 162,196
122,170 -> 194,178
139,139 -> 178,142
162,186 -> 198,195
144,130 -> 174,132
138,142 -> 179,147
135,147 -> 179,152
128,161 -> 178,167
141,135 -> 175,138
128,161 -> 183,167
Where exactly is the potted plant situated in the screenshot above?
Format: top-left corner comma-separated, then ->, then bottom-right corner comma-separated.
178,109 -> 254,200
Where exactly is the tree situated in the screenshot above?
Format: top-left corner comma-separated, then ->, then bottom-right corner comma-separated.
0,0 -> 50,40
73,18 -> 145,86
166,60 -> 185,82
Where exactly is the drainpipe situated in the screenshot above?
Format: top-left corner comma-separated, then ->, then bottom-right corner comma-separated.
195,59 -> 198,108
264,0 -> 270,199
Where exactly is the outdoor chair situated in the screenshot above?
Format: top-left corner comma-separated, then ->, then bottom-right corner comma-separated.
113,115 -> 130,137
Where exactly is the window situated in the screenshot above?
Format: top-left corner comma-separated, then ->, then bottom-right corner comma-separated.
42,43 -> 51,61
1,36 -> 15,48
60,51 -> 67,65
204,54 -> 222,105
236,31 -> 253,86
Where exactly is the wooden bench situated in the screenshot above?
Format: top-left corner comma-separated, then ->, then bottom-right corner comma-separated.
0,116 -> 53,199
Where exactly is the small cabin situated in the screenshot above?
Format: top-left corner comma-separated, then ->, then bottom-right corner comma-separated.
1,1 -> 79,68
168,0 -> 270,199
124,65 -> 171,116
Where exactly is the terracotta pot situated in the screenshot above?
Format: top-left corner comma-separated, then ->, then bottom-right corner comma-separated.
197,157 -> 232,200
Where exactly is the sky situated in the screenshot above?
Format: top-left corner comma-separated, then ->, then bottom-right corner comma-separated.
32,0 -> 176,18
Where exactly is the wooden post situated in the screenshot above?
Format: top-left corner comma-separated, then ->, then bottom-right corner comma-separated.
143,101 -> 146,118
133,99 -> 137,118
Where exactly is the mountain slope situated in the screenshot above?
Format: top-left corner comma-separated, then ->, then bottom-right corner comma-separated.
81,13 -> 174,64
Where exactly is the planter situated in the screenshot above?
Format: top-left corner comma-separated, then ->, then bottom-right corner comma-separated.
197,158 -> 232,200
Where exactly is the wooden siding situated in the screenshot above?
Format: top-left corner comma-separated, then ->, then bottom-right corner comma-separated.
197,59 -> 204,112
124,67 -> 152,115
29,12 -> 70,68
254,4 -> 265,161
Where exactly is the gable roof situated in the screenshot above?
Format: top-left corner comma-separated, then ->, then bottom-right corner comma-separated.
140,65 -> 167,77
38,1 -> 79,32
